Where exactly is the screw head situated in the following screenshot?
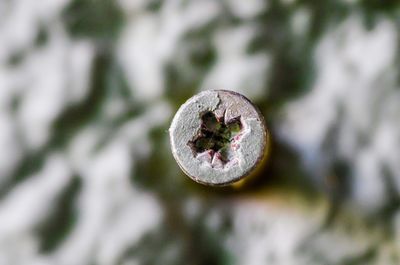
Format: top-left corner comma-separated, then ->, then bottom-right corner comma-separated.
169,90 -> 268,186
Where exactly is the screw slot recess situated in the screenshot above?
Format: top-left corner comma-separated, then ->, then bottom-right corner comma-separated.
188,111 -> 243,167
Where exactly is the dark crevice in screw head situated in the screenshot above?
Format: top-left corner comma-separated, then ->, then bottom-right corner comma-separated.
188,111 -> 242,165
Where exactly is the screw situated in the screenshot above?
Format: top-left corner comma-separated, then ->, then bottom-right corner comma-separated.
169,89 -> 269,186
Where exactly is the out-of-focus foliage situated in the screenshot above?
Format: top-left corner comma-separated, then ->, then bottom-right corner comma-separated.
0,0 -> 399,265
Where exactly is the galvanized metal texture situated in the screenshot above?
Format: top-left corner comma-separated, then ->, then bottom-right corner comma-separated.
169,90 -> 268,186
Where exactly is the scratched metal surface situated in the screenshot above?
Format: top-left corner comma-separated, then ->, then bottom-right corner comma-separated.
0,0 -> 399,265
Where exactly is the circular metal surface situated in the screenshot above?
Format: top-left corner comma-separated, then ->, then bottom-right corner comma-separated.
169,90 -> 268,186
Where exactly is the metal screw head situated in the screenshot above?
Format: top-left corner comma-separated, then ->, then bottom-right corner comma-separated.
169,90 -> 268,186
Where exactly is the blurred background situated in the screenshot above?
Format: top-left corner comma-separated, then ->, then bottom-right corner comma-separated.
0,0 -> 399,264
